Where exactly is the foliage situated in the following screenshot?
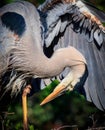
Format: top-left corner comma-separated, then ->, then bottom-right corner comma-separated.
2,80 -> 104,130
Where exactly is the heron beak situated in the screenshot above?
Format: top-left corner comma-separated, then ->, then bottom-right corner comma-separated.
40,85 -> 67,106
40,71 -> 77,105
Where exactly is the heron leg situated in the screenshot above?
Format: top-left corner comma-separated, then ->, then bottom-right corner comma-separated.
22,85 -> 31,130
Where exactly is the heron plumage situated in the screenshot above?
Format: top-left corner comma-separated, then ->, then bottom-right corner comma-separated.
39,0 -> 105,110
0,1 -> 86,96
0,1 -> 43,96
0,0 -> 105,111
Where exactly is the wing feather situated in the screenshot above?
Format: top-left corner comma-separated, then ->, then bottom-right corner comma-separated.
44,25 -> 105,110
38,0 -> 105,47
81,0 -> 105,22
39,0 -> 105,110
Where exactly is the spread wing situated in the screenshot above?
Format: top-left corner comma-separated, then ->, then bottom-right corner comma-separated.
38,0 -> 105,110
38,0 -> 105,47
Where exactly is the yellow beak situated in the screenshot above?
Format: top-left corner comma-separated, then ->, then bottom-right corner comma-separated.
40,85 -> 66,106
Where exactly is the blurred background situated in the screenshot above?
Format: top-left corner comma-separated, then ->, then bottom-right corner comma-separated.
0,0 -> 105,130
0,0 -> 105,8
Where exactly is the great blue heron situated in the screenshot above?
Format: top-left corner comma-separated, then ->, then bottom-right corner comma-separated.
0,0 -> 105,129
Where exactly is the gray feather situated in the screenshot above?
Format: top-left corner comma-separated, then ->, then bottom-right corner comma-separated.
39,0 -> 105,47
43,25 -> 105,110
0,1 -> 43,95
39,0 -> 105,110
1,0 -> 105,111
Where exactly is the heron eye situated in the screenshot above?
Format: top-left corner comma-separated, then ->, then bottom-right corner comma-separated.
1,12 -> 26,37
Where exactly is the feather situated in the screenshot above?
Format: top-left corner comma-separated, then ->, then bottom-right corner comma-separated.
39,0 -> 105,47
39,0 -> 105,110
1,0 -> 105,111
81,0 -> 105,22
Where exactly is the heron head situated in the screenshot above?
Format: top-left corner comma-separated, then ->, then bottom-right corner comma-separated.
40,65 -> 88,106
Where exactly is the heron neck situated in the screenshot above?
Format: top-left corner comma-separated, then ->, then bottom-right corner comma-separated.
32,47 -> 86,78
